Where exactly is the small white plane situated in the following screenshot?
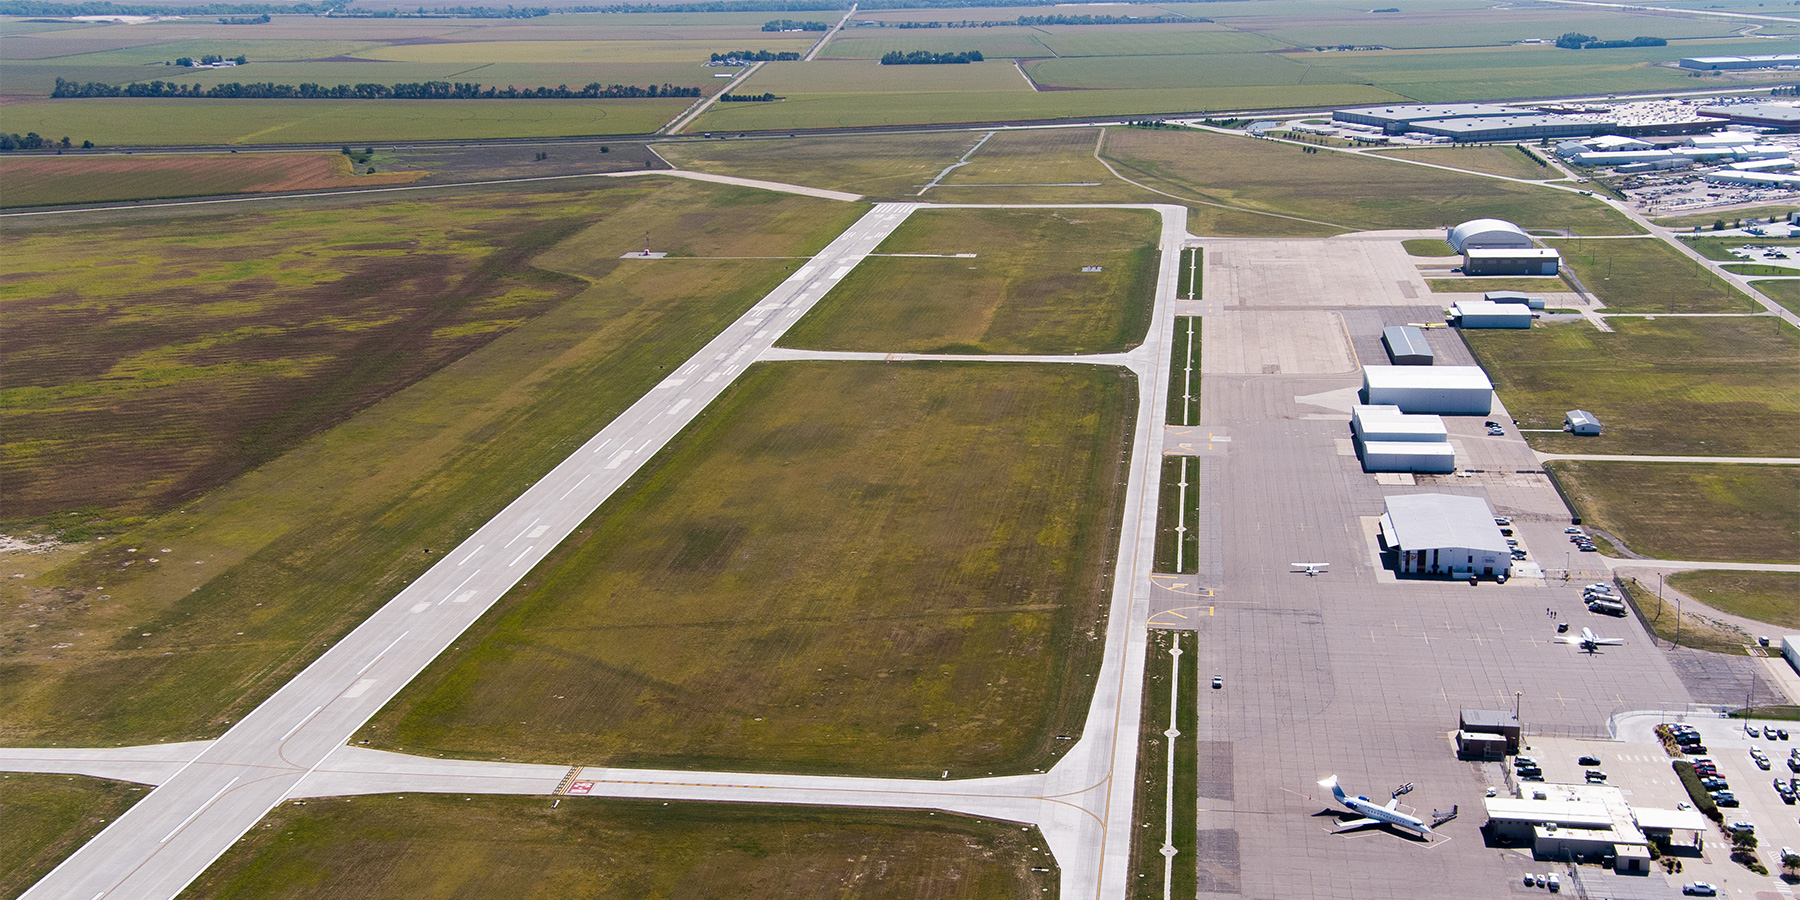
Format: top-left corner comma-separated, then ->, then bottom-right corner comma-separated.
1561,627 -> 1625,653
1318,775 -> 1433,838
1292,562 -> 1329,576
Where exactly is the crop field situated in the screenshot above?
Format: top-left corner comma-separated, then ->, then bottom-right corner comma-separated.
1,774 -> 146,900
363,361 -> 1136,777
1024,52 -> 1313,91
781,208 -> 1159,354
1752,280 -> 1800,317
727,59 -> 1032,94
1667,572 -> 1800,631
1426,277 -> 1568,292
1100,128 -> 1641,235
821,31 -> 1059,61
1245,8 -> 1739,49
653,131 -> 981,198
1546,238 -> 1757,313
1462,317 -> 1799,458
0,98 -> 689,146
0,180 -> 865,747
0,152 -> 425,208
1545,461 -> 1798,564
360,38 -> 814,64
176,795 -> 1056,900
1369,145 -> 1551,180
1038,26 -> 1287,57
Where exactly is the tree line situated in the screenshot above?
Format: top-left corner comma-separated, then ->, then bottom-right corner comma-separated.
880,49 -> 982,64
892,13 -> 1194,26
0,133 -> 92,151
1554,31 -> 1666,49
719,92 -> 780,101
762,17 -> 826,29
51,77 -> 700,98
709,50 -> 800,61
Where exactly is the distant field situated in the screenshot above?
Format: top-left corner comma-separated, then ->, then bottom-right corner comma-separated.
1040,26 -> 1287,57
1370,145 -> 1551,180
1463,317 -> 1799,457
0,61 -> 728,98
781,208 -> 1159,354
726,59 -> 1033,94
0,774 -> 146,900
0,98 -> 688,145
1546,461 -> 1798,564
1248,8 -> 1739,49
0,180 -> 865,747
0,152 -> 424,208
359,38 -> 814,63
364,362 -> 1135,777
1024,52 -> 1307,91
177,796 -> 1057,900
1669,572 -> 1800,631
1752,280 -> 1800,317
1657,205 -> 1798,229
820,31 -> 1056,60
1427,277 -> 1567,292
1548,238 -> 1757,313
941,127 -> 1107,185
654,131 -> 980,197
1101,128 -> 1642,235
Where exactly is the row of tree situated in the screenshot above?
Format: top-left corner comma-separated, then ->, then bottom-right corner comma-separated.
0,133 -> 92,151
1554,31 -> 1666,49
761,17 -> 826,29
879,49 -> 982,64
719,92 -> 780,101
175,54 -> 249,65
708,50 -> 801,61
50,77 -> 700,98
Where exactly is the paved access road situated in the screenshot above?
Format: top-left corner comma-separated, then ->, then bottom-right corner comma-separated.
16,201 -> 921,900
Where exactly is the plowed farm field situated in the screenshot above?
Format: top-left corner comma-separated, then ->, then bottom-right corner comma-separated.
0,152 -> 425,208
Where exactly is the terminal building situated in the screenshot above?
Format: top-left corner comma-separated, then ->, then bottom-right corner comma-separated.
1379,492 -> 1511,579
1484,782 -> 1703,874
1362,365 -> 1493,415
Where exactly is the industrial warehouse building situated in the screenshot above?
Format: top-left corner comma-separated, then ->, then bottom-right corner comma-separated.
1407,114 -> 1604,143
1452,300 -> 1533,329
1363,365 -> 1494,415
1362,441 -> 1457,474
1334,103 -> 1532,133
1379,493 -> 1510,579
1381,325 -> 1434,365
1681,54 -> 1800,70
1446,219 -> 1533,253
1464,247 -> 1561,276
1564,410 -> 1602,436
1697,101 -> 1800,129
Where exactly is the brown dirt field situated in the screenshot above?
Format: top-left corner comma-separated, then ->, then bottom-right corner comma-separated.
0,153 -> 425,208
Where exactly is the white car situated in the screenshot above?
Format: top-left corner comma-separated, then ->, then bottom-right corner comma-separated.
1683,883 -> 1717,896
1728,821 -> 1755,834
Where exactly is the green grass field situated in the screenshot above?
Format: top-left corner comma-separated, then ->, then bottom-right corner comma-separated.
1657,206 -> 1799,229
1427,277 -> 1567,293
1154,457 -> 1201,574
1101,128 -> 1642,235
176,796 -> 1057,900
362,361 -> 1136,777
1370,145 -> 1551,180
1752,280 -> 1800,317
0,98 -> 688,145
1678,237 -> 1800,262
1403,238 -> 1455,257
1618,576 -> 1752,656
0,774 -> 147,900
726,59 -> 1033,94
1167,314 -> 1200,425
1668,572 -> 1800,631
1546,461 -> 1798,564
940,127 -> 1109,185
1722,263 -> 1796,277
0,180 -> 866,747
0,152 -> 426,208
1463,317 -> 1799,457
654,132 -> 980,198
1127,630 -> 1198,900
1547,238 -> 1757,313
780,208 -> 1159,354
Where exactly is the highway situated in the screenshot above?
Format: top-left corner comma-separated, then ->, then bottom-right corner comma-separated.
15,200 -> 922,900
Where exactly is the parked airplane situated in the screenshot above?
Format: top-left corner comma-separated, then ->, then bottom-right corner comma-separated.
1292,562 -> 1329,576
1561,627 -> 1625,653
1318,775 -> 1434,839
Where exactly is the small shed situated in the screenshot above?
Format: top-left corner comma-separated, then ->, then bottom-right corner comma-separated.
1453,300 -> 1533,329
1381,325 -> 1434,365
1459,709 -> 1521,752
1564,410 -> 1602,436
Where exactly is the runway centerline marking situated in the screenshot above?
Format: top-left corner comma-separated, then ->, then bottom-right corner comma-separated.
159,777 -> 238,844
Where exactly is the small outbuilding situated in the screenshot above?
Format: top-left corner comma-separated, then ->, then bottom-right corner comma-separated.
1564,410 -> 1602,436
1362,365 -> 1493,415
1781,635 -> 1800,675
1453,299 -> 1533,329
1381,325 -> 1434,365
1459,709 -> 1521,753
1447,218 -> 1533,253
1379,492 -> 1511,578
1464,247 -> 1561,276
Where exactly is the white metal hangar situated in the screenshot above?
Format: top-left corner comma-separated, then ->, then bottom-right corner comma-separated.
1452,299 -> 1532,329
1362,365 -> 1493,415
1379,493 -> 1512,579
1446,218 -> 1533,254
1381,325 -> 1434,365
1351,404 -> 1455,472
1463,247 -> 1560,277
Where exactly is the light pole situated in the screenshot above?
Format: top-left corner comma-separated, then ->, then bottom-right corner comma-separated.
1516,691 -> 1525,753
1674,594 -> 1682,650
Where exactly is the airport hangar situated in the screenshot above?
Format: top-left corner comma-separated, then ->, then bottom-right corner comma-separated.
1362,364 -> 1494,415
1377,492 -> 1512,579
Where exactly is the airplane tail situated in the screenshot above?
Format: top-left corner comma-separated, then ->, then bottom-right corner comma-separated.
1318,775 -> 1347,803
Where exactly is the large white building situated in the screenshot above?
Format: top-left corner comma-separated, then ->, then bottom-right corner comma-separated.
1362,365 -> 1493,415
1379,493 -> 1511,579
1352,405 -> 1454,473
1446,218 -> 1533,253
1453,299 -> 1533,329
1464,247 -> 1560,277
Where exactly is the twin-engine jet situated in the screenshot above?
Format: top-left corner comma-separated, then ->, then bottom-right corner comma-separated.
1318,775 -> 1434,839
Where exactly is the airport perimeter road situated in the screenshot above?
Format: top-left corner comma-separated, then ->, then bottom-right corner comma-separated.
17,201 -> 919,900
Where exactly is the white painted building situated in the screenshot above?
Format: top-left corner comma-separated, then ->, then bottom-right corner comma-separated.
1453,299 -> 1533,329
1362,441 -> 1457,473
1447,218 -> 1533,253
1362,365 -> 1494,415
1379,492 -> 1511,578
1464,247 -> 1560,276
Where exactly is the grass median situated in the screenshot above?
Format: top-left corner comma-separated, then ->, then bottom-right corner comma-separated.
1547,461 -> 1799,564
1128,629 -> 1198,900
0,774 -> 147,899
363,361 -> 1137,777
176,795 -> 1058,900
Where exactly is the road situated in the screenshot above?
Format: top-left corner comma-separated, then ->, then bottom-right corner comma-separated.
15,200 -> 921,900
12,200 -> 1187,900
662,60 -> 764,135
1536,453 -> 1800,465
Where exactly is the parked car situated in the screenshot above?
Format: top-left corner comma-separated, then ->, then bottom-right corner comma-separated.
1780,729 -> 1789,741
1585,770 -> 1608,783
1728,821 -> 1755,834
1682,883 -> 1717,897
1767,726 -> 1779,739
1212,675 -> 1222,689
1548,873 -> 1560,893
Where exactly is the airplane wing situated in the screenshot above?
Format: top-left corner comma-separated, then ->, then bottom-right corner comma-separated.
1333,817 -> 1381,832
1384,797 -> 1400,811
1594,637 -> 1624,646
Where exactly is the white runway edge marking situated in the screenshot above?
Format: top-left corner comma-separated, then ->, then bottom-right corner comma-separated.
357,632 -> 409,676
279,706 -> 325,743
439,569 -> 482,606
343,679 -> 377,699
158,777 -> 238,844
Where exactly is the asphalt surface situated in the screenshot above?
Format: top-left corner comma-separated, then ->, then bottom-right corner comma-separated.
15,200 -> 921,900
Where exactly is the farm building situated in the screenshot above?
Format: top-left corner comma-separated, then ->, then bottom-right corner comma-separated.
1379,492 -> 1511,579
1362,365 -> 1493,415
1362,441 -> 1456,474
1483,291 -> 1545,310
1446,219 -> 1532,254
1381,325 -> 1434,365
1564,410 -> 1602,436
1464,248 -> 1560,277
1452,300 -> 1532,329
